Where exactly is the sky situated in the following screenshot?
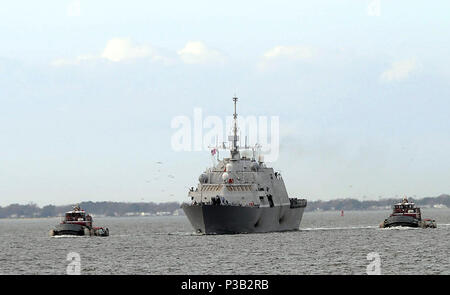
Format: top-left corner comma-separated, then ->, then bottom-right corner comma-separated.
1,0 -> 450,206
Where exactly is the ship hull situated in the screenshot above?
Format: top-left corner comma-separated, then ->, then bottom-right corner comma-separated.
383,215 -> 420,228
181,204 -> 305,234
52,223 -> 87,236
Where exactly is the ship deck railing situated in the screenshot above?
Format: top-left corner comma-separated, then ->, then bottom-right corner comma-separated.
183,201 -> 262,208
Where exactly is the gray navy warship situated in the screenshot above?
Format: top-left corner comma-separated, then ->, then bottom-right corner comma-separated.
181,97 -> 307,234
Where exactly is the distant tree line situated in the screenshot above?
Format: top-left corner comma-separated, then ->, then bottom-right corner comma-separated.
304,194 -> 450,212
0,195 -> 448,218
0,201 -> 182,218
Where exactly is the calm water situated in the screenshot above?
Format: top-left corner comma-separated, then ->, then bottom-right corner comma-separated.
0,209 -> 449,275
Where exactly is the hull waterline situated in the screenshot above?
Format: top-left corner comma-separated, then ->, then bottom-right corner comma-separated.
52,223 -> 86,236
182,204 -> 304,234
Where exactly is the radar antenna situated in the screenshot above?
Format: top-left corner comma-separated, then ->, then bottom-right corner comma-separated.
230,96 -> 240,160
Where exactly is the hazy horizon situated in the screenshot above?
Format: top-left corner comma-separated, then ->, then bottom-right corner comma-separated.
1,193 -> 449,208
1,1 -> 450,206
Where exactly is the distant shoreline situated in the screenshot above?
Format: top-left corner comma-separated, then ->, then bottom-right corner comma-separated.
0,215 -> 188,220
1,207 -> 449,221
0,195 -> 448,219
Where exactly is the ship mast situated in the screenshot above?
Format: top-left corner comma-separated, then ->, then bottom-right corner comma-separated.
230,96 -> 240,160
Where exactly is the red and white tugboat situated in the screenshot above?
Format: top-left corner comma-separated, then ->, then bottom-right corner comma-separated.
50,205 -> 109,236
380,197 -> 436,228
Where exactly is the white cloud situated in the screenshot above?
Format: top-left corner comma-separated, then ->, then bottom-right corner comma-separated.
51,39 -> 226,67
263,45 -> 315,61
380,58 -> 417,82
177,41 -> 225,65
51,54 -> 96,67
51,38 -> 174,67
258,45 -> 316,71
101,38 -> 152,62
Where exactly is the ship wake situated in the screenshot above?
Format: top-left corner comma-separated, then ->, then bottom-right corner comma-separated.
300,225 -> 377,231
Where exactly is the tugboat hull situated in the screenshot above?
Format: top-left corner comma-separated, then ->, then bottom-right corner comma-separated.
51,224 -> 110,236
50,205 -> 110,237
384,215 -> 420,227
52,223 -> 87,236
381,216 -> 438,228
182,204 -> 305,234
380,197 -> 436,229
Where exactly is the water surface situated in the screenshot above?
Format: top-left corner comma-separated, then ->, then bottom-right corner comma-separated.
0,209 -> 448,274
